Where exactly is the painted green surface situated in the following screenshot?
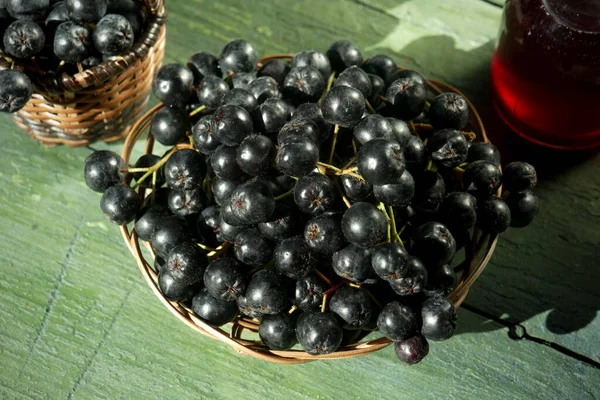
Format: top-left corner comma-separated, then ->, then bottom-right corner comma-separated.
0,0 -> 598,399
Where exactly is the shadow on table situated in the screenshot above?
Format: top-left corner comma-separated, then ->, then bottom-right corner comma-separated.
390,35 -> 600,338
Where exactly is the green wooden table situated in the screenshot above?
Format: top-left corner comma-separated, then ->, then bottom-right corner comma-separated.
1,0 -> 599,399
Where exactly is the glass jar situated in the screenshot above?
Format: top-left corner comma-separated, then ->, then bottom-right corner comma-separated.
490,0 -> 600,150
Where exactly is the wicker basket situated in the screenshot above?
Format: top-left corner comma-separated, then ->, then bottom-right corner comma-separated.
0,0 -> 166,147
119,58 -> 500,364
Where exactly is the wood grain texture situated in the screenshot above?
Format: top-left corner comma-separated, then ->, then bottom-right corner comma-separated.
0,0 -> 598,399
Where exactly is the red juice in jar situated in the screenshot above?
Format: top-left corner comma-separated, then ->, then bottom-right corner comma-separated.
491,0 -> 600,150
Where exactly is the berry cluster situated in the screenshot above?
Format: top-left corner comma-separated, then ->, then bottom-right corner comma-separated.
0,0 -> 148,113
85,39 -> 539,364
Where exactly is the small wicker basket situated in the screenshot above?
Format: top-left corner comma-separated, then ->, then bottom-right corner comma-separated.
120,58 -> 500,364
0,0 -> 166,147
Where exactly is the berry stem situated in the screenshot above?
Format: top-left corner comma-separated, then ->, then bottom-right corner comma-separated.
189,104 -> 207,117
365,99 -> 376,114
316,161 -> 342,173
333,177 -> 352,208
197,243 -> 218,252
274,188 -> 294,201
206,242 -> 231,258
320,293 -> 329,312
313,268 -> 333,286
342,171 -> 364,181
151,170 -> 157,205
123,167 -> 150,173
387,206 -> 403,245
317,72 -> 336,105
408,120 -> 419,138
340,156 -> 357,171
288,305 -> 297,315
453,166 -> 465,173
351,139 -> 358,157
327,124 -> 340,165
132,147 -> 178,189
425,100 -> 431,111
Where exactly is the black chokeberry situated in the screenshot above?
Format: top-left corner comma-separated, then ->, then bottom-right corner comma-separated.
342,202 -> 387,248
291,103 -> 330,143
259,313 -> 298,350
258,59 -> 290,86
373,169 -> 415,207
296,311 -> 343,355
334,66 -> 372,98
506,190 -> 538,228
377,301 -> 418,341
440,192 -> 477,230
6,0 -> 50,20
361,55 -> 397,81
276,135 -> 319,177
53,21 -> 90,63
93,14 -> 134,57
332,244 -> 373,283
100,183 -> 141,225
228,180 -> 275,225
152,63 -> 195,107
330,286 -> 374,330
134,205 -> 170,242
385,69 -> 426,88
294,273 -> 328,311
423,264 -> 457,297
283,66 -> 324,104
232,72 -> 255,90
304,212 -> 345,254
236,134 -> 275,176
4,20 -> 45,59
292,50 -> 332,80
278,119 -> 320,146
503,161 -> 537,193
234,228 -> 273,267
477,197 -> 511,233
192,287 -> 238,326
245,270 -> 289,315
211,177 -> 242,206
164,149 -> 206,191
404,136 -> 427,174
159,270 -> 202,302
371,242 -> 409,281
421,295 -> 457,341
151,216 -> 190,258
192,115 -> 220,154
463,160 -> 502,197
187,52 -> 221,85
167,187 -> 206,217
428,93 -> 469,130
197,75 -> 229,110
411,222 -> 456,268
204,258 -> 247,301
151,106 -> 190,146
467,142 -> 501,165
386,78 -> 427,121
248,76 -> 282,104
252,97 -> 290,136
427,129 -> 469,169
387,118 -> 412,147
219,39 -> 258,75
274,236 -> 317,279
293,172 -> 335,215
65,0 -> 107,22
389,257 -> 428,296
353,114 -> 394,145
320,85 -> 365,128
340,171 -> 373,202
357,138 -> 405,185
326,40 -> 362,72
84,150 -> 125,193
221,88 -> 258,113
394,334 -> 429,365
166,242 -> 208,285
211,144 -> 243,180
414,170 -> 446,211
258,203 -> 301,241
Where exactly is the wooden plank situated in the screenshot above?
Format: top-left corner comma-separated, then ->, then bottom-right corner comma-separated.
0,0 -> 598,399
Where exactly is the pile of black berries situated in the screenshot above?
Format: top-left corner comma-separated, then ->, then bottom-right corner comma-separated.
0,0 -> 150,113
85,39 -> 539,364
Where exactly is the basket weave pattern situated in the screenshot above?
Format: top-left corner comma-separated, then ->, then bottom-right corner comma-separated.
120,67 -> 499,364
1,0 -> 167,147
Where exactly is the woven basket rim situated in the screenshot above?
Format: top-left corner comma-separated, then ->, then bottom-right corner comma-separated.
0,0 -> 166,95
119,56 -> 500,364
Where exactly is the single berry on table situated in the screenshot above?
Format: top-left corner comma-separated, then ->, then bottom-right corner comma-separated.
394,334 -> 429,364
505,190 -> 538,228
84,150 -> 125,193
100,183 -> 141,225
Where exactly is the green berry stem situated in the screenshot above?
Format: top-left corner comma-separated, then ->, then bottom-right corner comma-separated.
365,99 -> 376,114
316,161 -> 342,173
151,170 -> 157,205
387,206 -> 403,245
327,124 -> 340,164
132,146 -> 179,189
274,188 -> 294,201
189,104 -> 207,117
313,268 -> 333,286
